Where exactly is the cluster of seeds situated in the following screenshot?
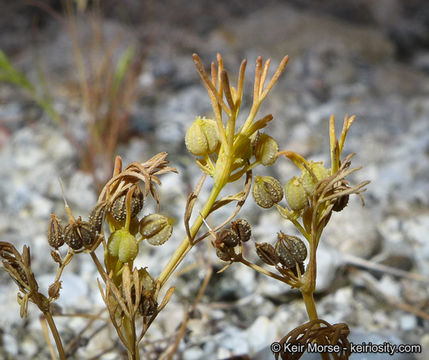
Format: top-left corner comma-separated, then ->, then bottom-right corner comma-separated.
214,219 -> 251,261
255,232 -> 307,276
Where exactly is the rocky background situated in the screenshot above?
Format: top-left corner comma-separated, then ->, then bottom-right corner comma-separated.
0,1 -> 429,359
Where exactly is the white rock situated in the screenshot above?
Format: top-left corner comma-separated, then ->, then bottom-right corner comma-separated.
246,316 -> 277,354
315,243 -> 342,293
399,314 -> 417,331
2,333 -> 18,356
183,347 -> 206,360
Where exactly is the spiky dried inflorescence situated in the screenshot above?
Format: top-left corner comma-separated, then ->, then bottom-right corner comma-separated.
0,242 -> 49,317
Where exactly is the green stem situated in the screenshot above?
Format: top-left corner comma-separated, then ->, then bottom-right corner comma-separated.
44,312 -> 66,360
124,316 -> 139,360
301,290 -> 318,321
157,182 -> 224,288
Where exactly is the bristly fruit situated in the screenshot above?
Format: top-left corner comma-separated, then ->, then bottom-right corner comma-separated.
110,187 -> 144,222
285,177 -> 307,211
231,219 -> 251,242
108,228 -> 138,263
89,201 -> 108,234
185,116 -> 220,156
275,232 -> 307,271
252,176 -> 284,208
47,213 -> 64,249
255,242 -> 278,266
215,229 -> 240,248
139,214 -> 173,246
64,218 -> 95,250
300,161 -> 330,195
254,133 -> 278,166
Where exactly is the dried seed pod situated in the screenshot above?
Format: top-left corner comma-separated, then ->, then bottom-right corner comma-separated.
110,188 -> 144,222
215,229 -> 240,248
64,224 -> 83,250
79,221 -> 96,246
64,219 -> 96,250
215,247 -> 234,262
108,229 -> 138,263
231,219 -> 251,242
285,177 -> 307,211
139,214 -> 173,246
139,268 -> 155,292
332,194 -> 349,212
48,281 -> 62,300
89,201 -> 108,233
254,133 -> 279,166
275,232 -> 307,270
255,243 -> 278,266
47,213 -> 64,249
138,290 -> 158,317
252,176 -> 284,209
185,116 -> 220,156
50,250 -> 62,264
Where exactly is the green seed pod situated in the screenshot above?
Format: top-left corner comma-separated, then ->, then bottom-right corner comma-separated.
47,213 -> 64,249
185,116 -> 220,156
110,188 -> 144,222
231,219 -> 251,242
139,214 -> 173,246
252,176 -> 284,209
300,161 -> 330,195
254,133 -> 278,166
255,242 -> 278,266
108,229 -> 138,263
285,177 -> 307,211
233,133 -> 252,165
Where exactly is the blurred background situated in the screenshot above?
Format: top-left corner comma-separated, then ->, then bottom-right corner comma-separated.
0,1 -> 428,359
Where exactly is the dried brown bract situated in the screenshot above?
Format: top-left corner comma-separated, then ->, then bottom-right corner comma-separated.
0,242 -> 49,316
275,319 -> 351,360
